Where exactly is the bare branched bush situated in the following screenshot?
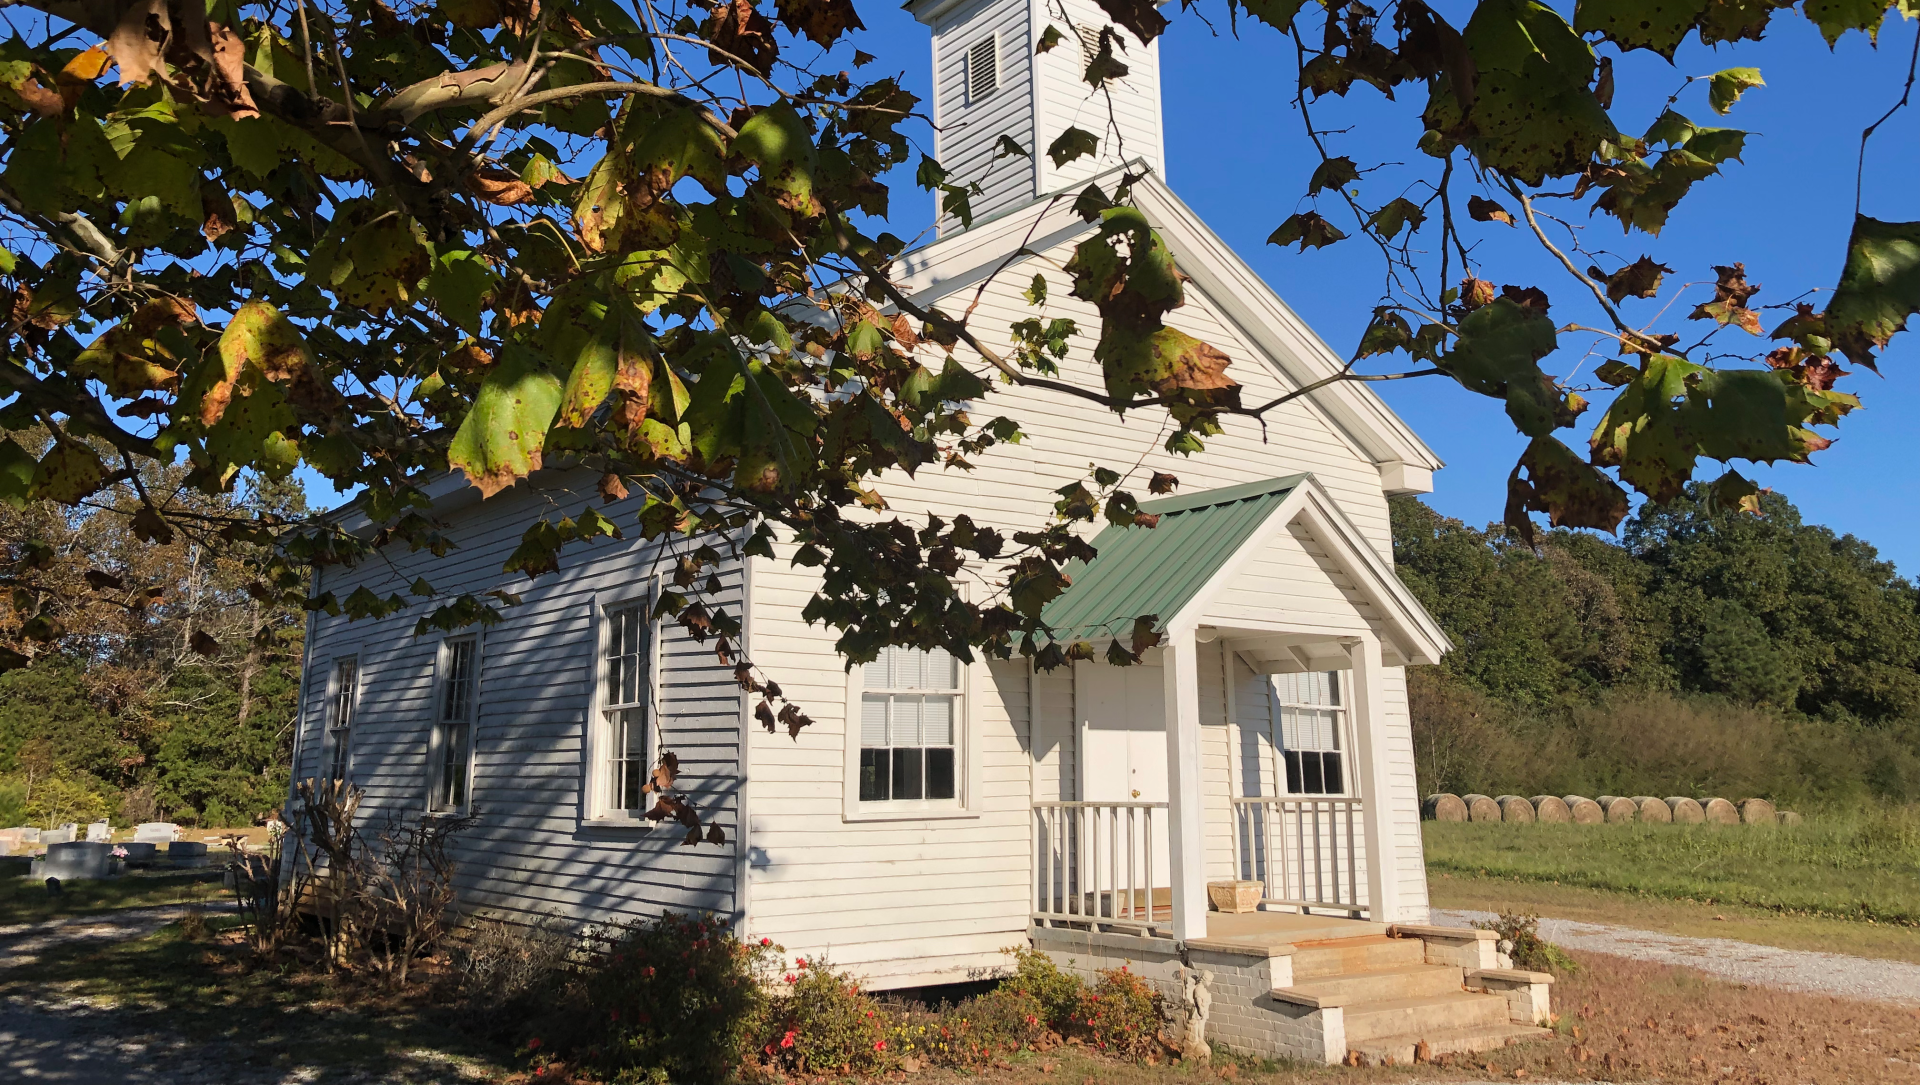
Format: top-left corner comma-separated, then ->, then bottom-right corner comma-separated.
453,912 -> 577,1027
368,812 -> 472,987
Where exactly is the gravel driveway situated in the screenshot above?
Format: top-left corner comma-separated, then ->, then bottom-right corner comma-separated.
1434,907 -> 1920,1007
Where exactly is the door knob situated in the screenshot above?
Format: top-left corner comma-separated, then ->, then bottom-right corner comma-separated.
1131,789 -> 1141,798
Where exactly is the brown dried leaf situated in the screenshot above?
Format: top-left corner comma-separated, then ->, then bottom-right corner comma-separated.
1147,471 -> 1178,494
1468,195 -> 1515,226
773,0 -> 865,47
1690,262 -> 1763,335
84,569 -> 124,591
471,166 -> 534,206
755,699 -> 777,732
706,0 -> 778,75
188,629 -> 221,656
1459,276 -> 1496,311
598,471 -> 629,503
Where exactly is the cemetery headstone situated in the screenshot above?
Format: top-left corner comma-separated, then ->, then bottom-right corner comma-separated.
36,841 -> 113,881
85,820 -> 111,843
133,822 -> 180,844
117,842 -> 158,862
43,823 -> 77,844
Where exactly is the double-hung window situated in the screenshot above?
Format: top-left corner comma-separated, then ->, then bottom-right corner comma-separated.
600,602 -> 652,816
859,647 -> 961,803
1275,670 -> 1346,796
432,637 -> 478,812
325,658 -> 358,781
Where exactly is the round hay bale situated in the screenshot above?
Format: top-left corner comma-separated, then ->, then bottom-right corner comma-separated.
1495,795 -> 1536,823
1738,798 -> 1776,825
1633,796 -> 1672,823
1778,810 -> 1804,826
1423,794 -> 1468,822
1665,797 -> 1705,823
1595,795 -> 1637,822
1530,795 -> 1571,822
1703,797 -> 1739,825
1463,794 -> 1502,822
1563,796 -> 1604,824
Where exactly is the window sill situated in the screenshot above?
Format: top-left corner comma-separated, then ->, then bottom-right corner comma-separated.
577,815 -> 658,836
842,804 -> 978,824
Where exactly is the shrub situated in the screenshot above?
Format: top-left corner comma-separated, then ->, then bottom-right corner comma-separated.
1475,911 -> 1579,975
762,958 -> 892,1077
1001,945 -> 1081,1032
886,985 -> 1048,1068
548,912 -> 776,1085
1073,965 -> 1162,1059
453,913 -> 575,1029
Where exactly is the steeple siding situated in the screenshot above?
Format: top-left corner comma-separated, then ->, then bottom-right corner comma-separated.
912,0 -> 1166,235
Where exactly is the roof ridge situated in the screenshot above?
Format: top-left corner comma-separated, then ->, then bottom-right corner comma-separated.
1137,473 -> 1310,516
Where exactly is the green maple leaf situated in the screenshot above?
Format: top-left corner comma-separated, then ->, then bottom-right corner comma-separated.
1047,127 -> 1099,168
448,345 -> 565,498
1825,216 -> 1920,368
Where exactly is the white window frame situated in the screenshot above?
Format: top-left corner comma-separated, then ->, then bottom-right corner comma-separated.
1271,670 -> 1351,797
323,656 -> 359,783
427,634 -> 480,815
585,587 -> 661,825
842,646 -> 980,822
965,32 -> 999,106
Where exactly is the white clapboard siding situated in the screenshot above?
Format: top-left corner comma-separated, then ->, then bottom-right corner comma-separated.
932,0 -> 1039,231
293,468 -> 743,930
1034,0 -> 1164,193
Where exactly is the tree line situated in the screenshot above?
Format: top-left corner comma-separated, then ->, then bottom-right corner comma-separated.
0,449 -> 303,828
1395,488 -> 1920,807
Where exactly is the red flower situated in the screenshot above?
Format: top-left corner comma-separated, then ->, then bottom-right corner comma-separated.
784,973 -> 796,983
760,937 -> 772,946
781,1031 -> 796,1049
764,1044 -> 775,1056
527,1038 -> 542,1051
534,1069 -> 545,1078
874,1040 -> 886,1051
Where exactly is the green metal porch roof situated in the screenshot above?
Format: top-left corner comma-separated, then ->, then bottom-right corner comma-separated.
1041,474 -> 1306,639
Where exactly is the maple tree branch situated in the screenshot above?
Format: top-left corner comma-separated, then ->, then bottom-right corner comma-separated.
1243,367 -> 1443,414
460,80 -> 738,154
1504,178 -> 1627,334
0,366 -> 161,460
1857,20 -> 1920,214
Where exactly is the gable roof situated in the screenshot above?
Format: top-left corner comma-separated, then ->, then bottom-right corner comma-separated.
884,166 -> 1444,483
1042,475 -> 1304,639
1040,473 -> 1451,666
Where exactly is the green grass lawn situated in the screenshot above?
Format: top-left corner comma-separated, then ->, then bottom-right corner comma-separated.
0,869 -> 227,926
1422,804 -> 1920,926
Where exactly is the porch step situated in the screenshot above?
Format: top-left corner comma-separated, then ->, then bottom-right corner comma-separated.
1291,935 -> 1428,979
1286,964 -> 1465,1003
1342,992 -> 1513,1043
1349,1023 -> 1555,1065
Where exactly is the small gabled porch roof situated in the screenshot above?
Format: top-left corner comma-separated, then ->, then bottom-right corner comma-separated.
1040,474 -> 1450,667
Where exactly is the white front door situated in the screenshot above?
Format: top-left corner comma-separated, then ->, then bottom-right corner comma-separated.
1078,662 -> 1171,889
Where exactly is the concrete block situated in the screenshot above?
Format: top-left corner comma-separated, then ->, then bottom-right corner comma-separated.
1467,968 -> 1555,1025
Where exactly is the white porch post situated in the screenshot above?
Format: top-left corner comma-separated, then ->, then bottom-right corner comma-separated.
1346,632 -> 1402,922
1163,631 -> 1208,941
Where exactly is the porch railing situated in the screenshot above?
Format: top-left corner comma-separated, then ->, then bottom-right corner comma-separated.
1032,801 -> 1169,932
1230,796 -> 1369,917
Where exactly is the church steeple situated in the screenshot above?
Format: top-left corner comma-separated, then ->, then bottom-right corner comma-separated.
908,0 -> 1167,234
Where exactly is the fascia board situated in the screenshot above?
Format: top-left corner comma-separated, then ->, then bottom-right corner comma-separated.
1292,478 -> 1452,663
1129,178 -> 1445,473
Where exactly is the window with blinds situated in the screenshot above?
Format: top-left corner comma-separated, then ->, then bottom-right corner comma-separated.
966,34 -> 998,105
432,637 -> 477,811
859,646 -> 961,802
1275,670 -> 1346,795
602,603 -> 651,813
326,658 -> 357,782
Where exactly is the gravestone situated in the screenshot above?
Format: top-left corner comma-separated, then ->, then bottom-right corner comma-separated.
1633,796 -> 1672,824
1562,796 -> 1605,824
43,823 -> 77,844
35,841 -> 112,881
1666,796 -> 1705,823
1495,795 -> 1536,823
133,822 -> 180,844
1422,794 -> 1468,821
118,842 -> 158,862
85,820 -> 111,843
1530,795 -> 1572,823
0,828 -> 23,855
16,827 -> 41,844
167,841 -> 210,867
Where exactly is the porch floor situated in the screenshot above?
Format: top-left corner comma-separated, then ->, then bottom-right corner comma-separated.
1196,909 -> 1388,951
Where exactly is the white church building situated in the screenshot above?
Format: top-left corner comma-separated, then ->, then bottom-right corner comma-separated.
290,0 -> 1554,1062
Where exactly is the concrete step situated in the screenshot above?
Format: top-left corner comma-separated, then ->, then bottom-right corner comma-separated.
1342,992 -> 1512,1043
1349,1023 -> 1555,1065
1291,935 -> 1427,979
1287,964 -> 1465,1004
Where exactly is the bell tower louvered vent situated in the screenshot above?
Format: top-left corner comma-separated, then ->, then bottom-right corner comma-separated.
912,0 -> 1165,235
966,35 -> 998,104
